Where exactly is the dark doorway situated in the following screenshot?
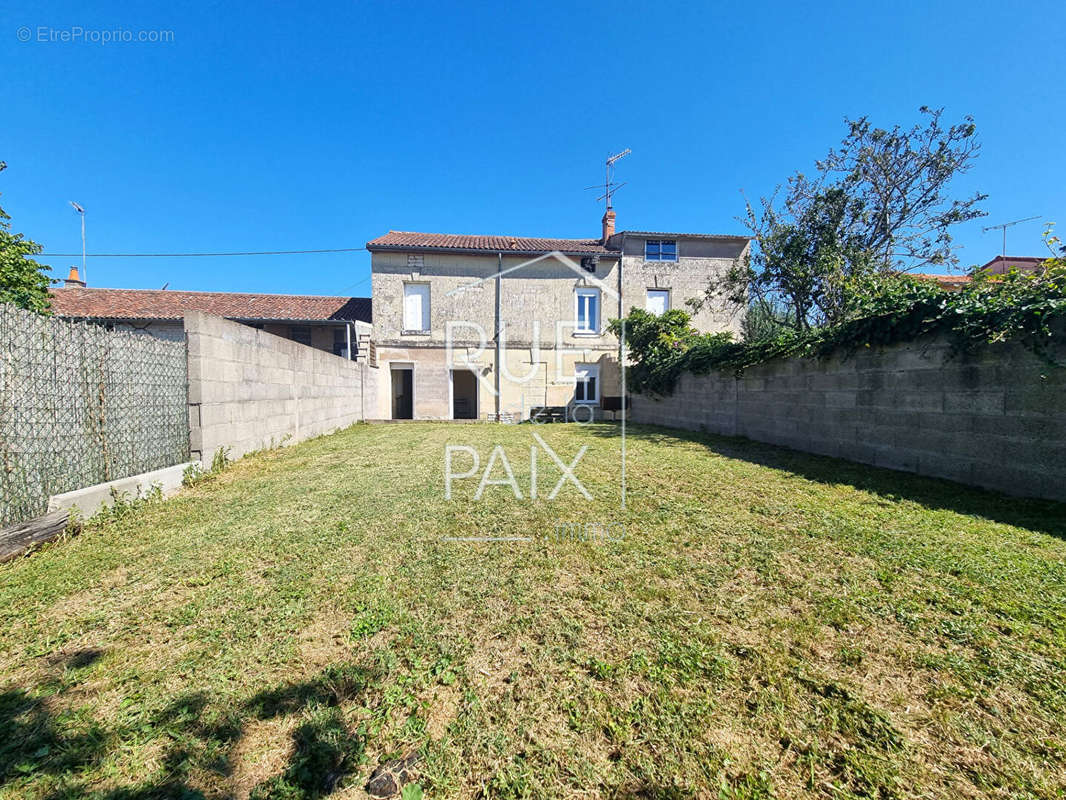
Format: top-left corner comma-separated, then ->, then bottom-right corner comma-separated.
391,367 -> 413,419
452,370 -> 478,419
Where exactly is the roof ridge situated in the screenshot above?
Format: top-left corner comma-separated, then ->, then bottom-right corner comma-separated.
382,230 -> 600,242
51,287 -> 367,300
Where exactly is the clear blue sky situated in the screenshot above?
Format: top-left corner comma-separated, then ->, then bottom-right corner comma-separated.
2,0 -> 1063,297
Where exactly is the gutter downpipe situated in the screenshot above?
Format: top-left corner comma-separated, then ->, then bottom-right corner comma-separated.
495,252 -> 502,422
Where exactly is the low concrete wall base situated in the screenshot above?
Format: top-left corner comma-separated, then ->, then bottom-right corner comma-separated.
47,462 -> 195,518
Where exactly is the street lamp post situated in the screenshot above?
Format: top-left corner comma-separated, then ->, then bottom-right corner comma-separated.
70,202 -> 86,284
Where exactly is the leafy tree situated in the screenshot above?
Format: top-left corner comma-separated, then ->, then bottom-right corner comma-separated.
0,161 -> 51,312
609,308 -> 733,395
711,107 -> 986,332
742,295 -> 795,341
616,229 -> 1066,396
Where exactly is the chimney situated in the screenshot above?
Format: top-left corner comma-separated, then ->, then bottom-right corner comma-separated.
601,208 -> 616,243
64,267 -> 86,288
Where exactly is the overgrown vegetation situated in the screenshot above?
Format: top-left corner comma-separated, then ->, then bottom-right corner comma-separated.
1,423 -> 1064,799
701,107 -> 987,331
0,161 -> 51,314
617,248 -> 1066,395
182,446 -> 232,487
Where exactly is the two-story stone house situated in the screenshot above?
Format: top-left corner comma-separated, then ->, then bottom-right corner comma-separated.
367,211 -> 749,421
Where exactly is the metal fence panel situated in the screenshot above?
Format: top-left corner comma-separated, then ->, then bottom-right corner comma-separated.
0,303 -> 189,526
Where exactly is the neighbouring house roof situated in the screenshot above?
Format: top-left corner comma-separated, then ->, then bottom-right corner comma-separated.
49,287 -> 372,323
980,255 -> 1047,274
367,230 -> 618,256
911,273 -> 972,290
367,229 -> 751,256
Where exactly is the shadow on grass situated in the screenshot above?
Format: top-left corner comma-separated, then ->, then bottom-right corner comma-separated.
1,650 -> 378,800
584,422 -> 1066,539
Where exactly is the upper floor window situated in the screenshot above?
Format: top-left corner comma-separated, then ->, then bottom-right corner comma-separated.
403,283 -> 430,333
646,289 -> 670,315
645,240 -> 677,261
574,288 -> 600,334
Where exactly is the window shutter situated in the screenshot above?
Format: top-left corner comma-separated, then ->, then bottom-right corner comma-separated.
646,290 -> 669,315
404,284 -> 429,331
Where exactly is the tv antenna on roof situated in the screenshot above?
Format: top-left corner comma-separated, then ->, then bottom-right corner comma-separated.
585,148 -> 631,209
982,215 -> 1040,256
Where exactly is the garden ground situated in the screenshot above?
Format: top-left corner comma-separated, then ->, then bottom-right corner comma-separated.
1,422 -> 1064,799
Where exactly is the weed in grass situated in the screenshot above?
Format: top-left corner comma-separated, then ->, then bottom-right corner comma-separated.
838,644 -> 865,667
719,770 -> 774,800
1,423 -> 1065,798
350,602 -> 394,639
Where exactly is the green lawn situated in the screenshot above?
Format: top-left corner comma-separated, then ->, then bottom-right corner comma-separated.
1,422 -> 1065,800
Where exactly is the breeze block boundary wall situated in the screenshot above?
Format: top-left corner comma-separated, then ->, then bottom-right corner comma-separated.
630,335 -> 1066,502
185,312 -> 374,464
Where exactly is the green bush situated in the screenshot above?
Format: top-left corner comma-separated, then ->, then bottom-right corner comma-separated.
615,257 -> 1066,396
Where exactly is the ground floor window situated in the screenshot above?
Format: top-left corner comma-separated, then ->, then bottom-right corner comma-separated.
333,326 -> 349,358
289,325 -> 312,347
575,363 -> 599,404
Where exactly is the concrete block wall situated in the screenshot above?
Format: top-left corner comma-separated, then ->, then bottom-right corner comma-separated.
631,336 -> 1066,502
185,312 -> 374,463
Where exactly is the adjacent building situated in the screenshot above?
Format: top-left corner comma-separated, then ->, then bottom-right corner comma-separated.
50,268 -> 372,359
980,255 -> 1048,275
367,211 -> 749,420
913,254 -> 1052,292
46,208 -> 752,423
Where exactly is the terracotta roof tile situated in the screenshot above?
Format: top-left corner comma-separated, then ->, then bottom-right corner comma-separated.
910,273 -> 972,290
49,288 -> 371,322
367,230 -> 617,255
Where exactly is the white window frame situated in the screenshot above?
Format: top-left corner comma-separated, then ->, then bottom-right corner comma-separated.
574,288 -> 601,335
402,282 -> 431,333
574,363 -> 600,405
646,288 -> 671,315
644,240 -> 678,262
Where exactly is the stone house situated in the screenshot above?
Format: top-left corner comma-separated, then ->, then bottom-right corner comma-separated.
367,211 -> 749,420
50,268 -> 372,359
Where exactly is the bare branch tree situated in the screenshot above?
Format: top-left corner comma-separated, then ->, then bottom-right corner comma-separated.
709,108 -> 987,333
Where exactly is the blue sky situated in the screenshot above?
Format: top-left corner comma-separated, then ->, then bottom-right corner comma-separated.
2,0 -> 1063,297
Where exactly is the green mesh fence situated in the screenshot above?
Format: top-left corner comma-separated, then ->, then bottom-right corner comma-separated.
0,303 -> 189,526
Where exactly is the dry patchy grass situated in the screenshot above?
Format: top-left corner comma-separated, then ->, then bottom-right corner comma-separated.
1,422 -> 1065,799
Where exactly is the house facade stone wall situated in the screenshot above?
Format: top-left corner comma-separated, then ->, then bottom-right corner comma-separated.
617,235 -> 744,337
369,234 -> 746,420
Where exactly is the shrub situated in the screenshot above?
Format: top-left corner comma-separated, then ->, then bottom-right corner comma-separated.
615,255 -> 1066,396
